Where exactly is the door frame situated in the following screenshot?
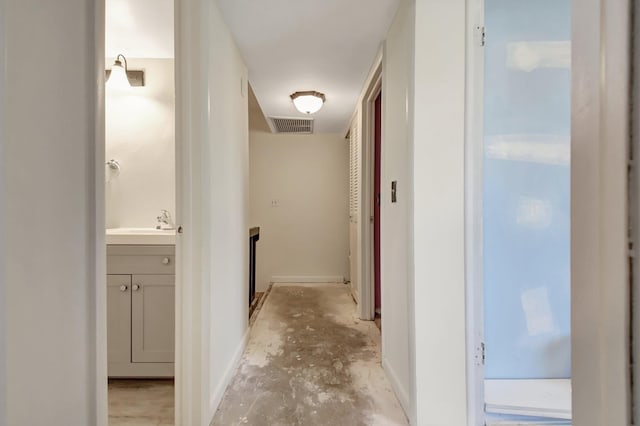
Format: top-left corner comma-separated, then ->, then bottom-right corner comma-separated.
97,0 -> 204,423
633,2 -> 640,421
463,0 -> 633,424
570,0 -> 631,423
359,56 -> 382,321
174,0 -> 209,422
94,0 -> 108,423
464,0 -> 485,423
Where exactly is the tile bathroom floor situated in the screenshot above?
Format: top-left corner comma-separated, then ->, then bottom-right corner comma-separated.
108,379 -> 174,426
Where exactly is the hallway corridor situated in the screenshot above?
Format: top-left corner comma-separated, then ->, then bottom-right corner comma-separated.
211,283 -> 407,426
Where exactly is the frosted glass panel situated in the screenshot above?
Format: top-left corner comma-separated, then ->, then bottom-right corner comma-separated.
483,0 -> 571,379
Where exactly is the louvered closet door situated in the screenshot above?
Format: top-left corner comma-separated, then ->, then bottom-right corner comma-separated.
349,118 -> 360,222
349,115 -> 361,301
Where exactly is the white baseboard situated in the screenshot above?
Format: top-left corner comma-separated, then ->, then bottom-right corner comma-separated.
271,275 -> 345,283
382,357 -> 411,419
208,328 -> 250,418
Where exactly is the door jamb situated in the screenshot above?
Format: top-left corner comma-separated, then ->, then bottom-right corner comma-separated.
632,0 -> 640,419
94,0 -> 107,423
571,0 -> 632,422
174,0 -> 208,422
360,59 -> 382,321
94,0 -> 190,426
464,0 -> 485,424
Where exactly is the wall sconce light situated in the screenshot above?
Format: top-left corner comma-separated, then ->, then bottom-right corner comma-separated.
106,54 -> 145,88
291,91 -> 325,114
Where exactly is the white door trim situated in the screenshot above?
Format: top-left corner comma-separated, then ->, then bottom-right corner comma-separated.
632,3 -> 640,421
99,0 -> 205,422
94,0 -> 108,423
571,0 -> 632,423
98,0 -> 197,423
464,0 -> 485,423
175,0 -> 209,423
359,56 -> 383,321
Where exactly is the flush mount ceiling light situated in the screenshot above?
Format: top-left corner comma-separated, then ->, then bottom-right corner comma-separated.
290,91 -> 326,114
106,54 -> 145,89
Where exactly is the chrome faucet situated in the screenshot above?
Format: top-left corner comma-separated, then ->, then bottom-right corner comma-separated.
156,210 -> 175,230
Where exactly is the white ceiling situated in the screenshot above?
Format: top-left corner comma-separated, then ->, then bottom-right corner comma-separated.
217,0 -> 400,133
106,0 -> 174,59
106,0 -> 399,133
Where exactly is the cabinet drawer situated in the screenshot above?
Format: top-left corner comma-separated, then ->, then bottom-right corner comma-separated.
108,255 -> 175,275
107,245 -> 175,275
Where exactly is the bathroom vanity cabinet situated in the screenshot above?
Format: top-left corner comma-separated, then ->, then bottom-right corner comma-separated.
107,245 -> 175,377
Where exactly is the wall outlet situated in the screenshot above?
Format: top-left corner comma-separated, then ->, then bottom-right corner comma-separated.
271,199 -> 280,207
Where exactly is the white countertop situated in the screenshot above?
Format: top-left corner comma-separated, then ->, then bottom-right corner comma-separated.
106,228 -> 177,245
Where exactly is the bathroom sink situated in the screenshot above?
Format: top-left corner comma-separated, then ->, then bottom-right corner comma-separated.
106,227 -> 176,245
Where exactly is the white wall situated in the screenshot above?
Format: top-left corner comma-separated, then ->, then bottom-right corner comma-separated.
249,131 -> 350,291
206,0 -> 250,416
175,0 -> 250,422
0,0 -> 106,424
412,0 -> 468,424
105,58 -> 175,228
106,0 -> 174,58
380,0 -> 412,415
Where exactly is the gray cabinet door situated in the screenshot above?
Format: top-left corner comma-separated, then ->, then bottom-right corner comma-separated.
107,275 -> 132,366
131,274 -> 175,363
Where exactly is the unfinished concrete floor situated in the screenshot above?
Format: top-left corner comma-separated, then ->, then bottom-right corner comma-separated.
108,379 -> 174,425
211,283 -> 408,426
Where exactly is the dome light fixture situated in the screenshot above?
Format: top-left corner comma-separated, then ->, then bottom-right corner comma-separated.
290,91 -> 326,114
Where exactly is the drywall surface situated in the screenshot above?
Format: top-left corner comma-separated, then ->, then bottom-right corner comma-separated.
483,0 -> 571,379
1,0 -> 103,424
206,0 -> 250,419
412,0 -> 468,424
380,0 -> 412,414
105,58 -> 175,229
249,131 -> 350,291
106,0 -> 174,58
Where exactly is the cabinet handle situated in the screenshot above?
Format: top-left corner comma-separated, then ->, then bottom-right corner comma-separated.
120,285 -> 128,292
162,257 -> 171,265
132,284 -> 140,291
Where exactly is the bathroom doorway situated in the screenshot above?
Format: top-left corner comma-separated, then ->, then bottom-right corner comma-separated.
104,0 -> 177,423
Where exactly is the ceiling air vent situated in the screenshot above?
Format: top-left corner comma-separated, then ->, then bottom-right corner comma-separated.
270,117 -> 314,134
